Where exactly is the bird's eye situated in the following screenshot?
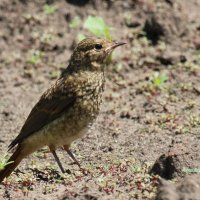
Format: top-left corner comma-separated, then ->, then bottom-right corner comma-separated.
94,44 -> 103,50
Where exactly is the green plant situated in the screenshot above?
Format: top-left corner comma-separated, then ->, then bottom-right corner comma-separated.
40,33 -> 53,45
77,33 -> 86,41
0,154 -> 13,171
27,50 -> 43,65
151,72 -> 168,89
136,72 -> 169,95
131,164 -> 142,173
83,16 -> 112,40
196,54 -> 200,61
69,16 -> 81,28
43,4 -> 57,15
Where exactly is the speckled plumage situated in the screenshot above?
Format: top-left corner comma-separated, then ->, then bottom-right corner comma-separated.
0,37 -> 125,183
23,70 -> 105,152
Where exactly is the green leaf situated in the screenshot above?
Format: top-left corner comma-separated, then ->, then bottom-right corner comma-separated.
27,50 -> 43,65
83,16 -> 112,39
152,72 -> 168,88
43,4 -> 57,15
77,33 -> 86,42
196,54 -> 200,60
0,155 -> 14,171
69,16 -> 81,28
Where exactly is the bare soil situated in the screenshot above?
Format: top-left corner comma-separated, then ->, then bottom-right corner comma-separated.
0,0 -> 200,199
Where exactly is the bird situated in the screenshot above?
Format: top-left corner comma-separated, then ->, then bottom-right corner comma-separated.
0,37 -> 125,183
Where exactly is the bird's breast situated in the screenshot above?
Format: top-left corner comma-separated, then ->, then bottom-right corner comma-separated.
27,72 -> 105,148
76,78 -> 104,117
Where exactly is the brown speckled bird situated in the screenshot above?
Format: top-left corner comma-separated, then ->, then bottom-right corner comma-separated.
0,37 -> 125,183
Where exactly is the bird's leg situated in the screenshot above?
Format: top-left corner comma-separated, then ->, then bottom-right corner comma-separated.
63,145 -> 81,168
63,145 -> 89,175
49,145 -> 65,173
63,145 -> 88,175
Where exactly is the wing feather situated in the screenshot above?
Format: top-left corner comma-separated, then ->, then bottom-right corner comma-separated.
8,80 -> 76,150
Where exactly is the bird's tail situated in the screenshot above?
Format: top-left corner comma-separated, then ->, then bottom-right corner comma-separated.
0,145 -> 25,184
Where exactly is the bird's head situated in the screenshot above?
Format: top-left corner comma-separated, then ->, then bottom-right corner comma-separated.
68,37 -> 126,72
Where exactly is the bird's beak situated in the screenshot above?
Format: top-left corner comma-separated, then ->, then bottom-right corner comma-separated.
106,41 -> 126,51
111,41 -> 126,49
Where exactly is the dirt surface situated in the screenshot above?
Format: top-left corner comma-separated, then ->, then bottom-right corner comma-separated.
0,0 -> 200,199
150,135 -> 200,179
156,174 -> 200,200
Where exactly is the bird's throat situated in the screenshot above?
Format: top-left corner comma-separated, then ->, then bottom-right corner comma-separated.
89,61 -> 105,72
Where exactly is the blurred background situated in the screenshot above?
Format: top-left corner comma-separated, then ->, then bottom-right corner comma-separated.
0,0 -> 200,199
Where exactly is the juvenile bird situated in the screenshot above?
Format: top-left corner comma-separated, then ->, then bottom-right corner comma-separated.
0,37 -> 125,183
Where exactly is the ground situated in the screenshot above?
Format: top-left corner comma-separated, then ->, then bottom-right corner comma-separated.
0,0 -> 200,199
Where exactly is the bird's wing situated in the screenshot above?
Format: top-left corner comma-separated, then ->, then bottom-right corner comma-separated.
8,79 -> 76,150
